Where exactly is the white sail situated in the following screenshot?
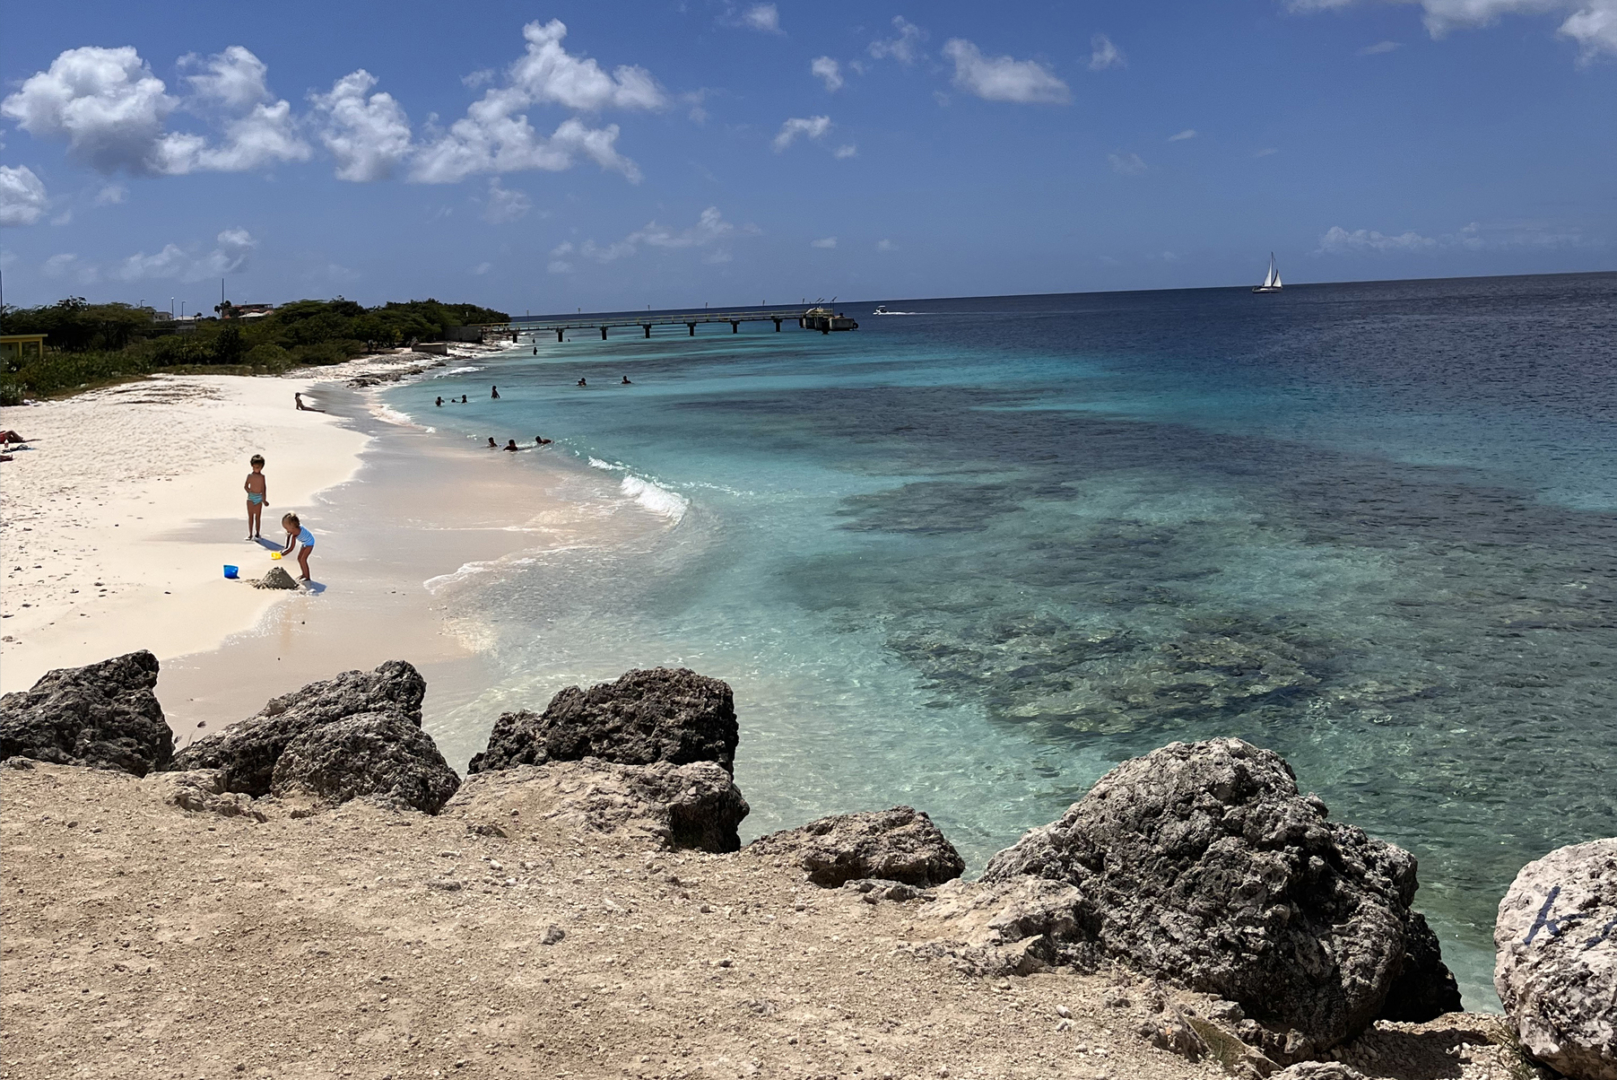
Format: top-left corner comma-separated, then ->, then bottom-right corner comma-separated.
1271,269 -> 1282,288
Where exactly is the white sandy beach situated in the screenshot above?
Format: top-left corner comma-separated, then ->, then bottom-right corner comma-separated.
0,373 -> 369,692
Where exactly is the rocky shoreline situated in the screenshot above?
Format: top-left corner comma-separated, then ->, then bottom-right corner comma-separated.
1,652 -> 1611,1080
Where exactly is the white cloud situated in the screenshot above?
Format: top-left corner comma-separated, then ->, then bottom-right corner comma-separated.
812,56 -> 844,91
95,183 -> 126,205
773,115 -> 832,151
869,17 -> 926,64
462,69 -> 496,89
310,70 -> 413,182
1168,128 -> 1197,141
1319,226 -> 1439,253
1359,40 -> 1404,53
566,207 -> 751,266
473,261 -> 493,275
811,236 -> 837,248
1089,34 -> 1126,70
1292,0 -> 1617,60
43,252 -> 78,276
548,241 -> 574,274
0,44 -> 307,176
482,177 -> 531,223
0,165 -> 48,226
114,227 -> 257,281
1321,219 -> 1591,253
741,4 -> 782,33
941,40 -> 1071,104
833,143 -> 858,159
1160,250 -> 1181,262
877,238 -> 896,251
409,21 -> 660,184
52,209 -> 73,226
1108,151 -> 1147,175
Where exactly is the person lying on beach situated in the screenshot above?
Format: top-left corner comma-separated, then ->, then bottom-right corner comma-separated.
279,513 -> 315,582
535,435 -> 552,446
0,430 -> 23,445
504,440 -> 519,451
244,455 -> 268,540
492,386 -> 500,400
488,438 -> 498,448
295,393 -> 307,411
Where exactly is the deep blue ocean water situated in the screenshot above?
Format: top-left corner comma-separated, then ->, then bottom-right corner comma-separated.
384,273 -> 1616,1009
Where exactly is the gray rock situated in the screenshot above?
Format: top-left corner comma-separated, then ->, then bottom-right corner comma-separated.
0,651 -> 173,776
146,769 -> 267,822
468,668 -> 737,775
171,660 -> 426,796
1270,1065 -> 1367,1080
1379,911 -> 1463,1021
746,806 -> 965,888
444,758 -> 749,853
269,711 -> 460,814
980,738 -> 1455,1050
1494,838 -> 1617,1080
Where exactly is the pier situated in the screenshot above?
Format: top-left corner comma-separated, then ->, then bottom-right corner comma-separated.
474,305 -> 857,343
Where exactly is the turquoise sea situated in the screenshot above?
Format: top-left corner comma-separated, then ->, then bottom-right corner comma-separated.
382,273 -> 1617,1009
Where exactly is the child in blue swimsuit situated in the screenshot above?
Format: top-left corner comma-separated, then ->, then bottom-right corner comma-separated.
280,513 -> 315,582
244,455 -> 267,539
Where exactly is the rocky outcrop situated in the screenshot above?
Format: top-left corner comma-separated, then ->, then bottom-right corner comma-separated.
1494,838 -> 1617,1080
747,806 -> 965,888
146,769 -> 267,822
979,738 -> 1456,1051
1271,1065 -> 1367,1080
467,668 -> 738,775
445,758 -> 749,853
1379,911 -> 1463,1021
270,711 -> 461,814
171,660 -> 427,796
0,651 -> 173,776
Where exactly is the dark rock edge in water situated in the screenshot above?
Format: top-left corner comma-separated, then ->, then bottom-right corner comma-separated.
12,650 -> 1603,1076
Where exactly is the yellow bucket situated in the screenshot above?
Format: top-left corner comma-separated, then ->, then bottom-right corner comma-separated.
270,551 -> 282,560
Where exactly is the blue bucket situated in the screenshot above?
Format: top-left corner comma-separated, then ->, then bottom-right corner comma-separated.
223,565 -> 239,579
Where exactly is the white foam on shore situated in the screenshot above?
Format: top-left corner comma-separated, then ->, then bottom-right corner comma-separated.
588,457 -> 628,472
372,403 -> 420,429
620,474 -> 689,522
434,365 -> 485,378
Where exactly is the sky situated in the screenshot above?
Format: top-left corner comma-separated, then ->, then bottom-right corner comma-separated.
1,0 -> 1613,314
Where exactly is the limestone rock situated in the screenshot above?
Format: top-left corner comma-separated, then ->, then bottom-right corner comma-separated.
1379,911 -> 1463,1021
1494,838 -> 1617,1080
468,668 -> 737,775
146,769 -> 267,822
746,806 -> 965,888
270,711 -> 460,815
445,758 -> 749,853
171,660 -> 426,796
0,651 -> 173,776
1270,1065 -> 1367,1080
981,738 -> 1455,1050
252,566 -> 300,590
913,876 -> 1087,977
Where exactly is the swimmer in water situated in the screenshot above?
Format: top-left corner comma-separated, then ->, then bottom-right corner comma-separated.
621,376 -> 632,385
491,385 -> 500,400
576,377 -> 587,387
535,435 -> 552,446
487,437 -> 498,449
504,439 -> 519,451
435,396 -> 443,407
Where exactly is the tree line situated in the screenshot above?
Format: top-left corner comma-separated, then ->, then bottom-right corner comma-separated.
1,297 -> 508,403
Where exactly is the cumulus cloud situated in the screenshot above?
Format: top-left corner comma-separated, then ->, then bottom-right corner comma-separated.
44,252 -> 81,277
0,165 -> 48,226
1108,151 -> 1147,174
0,44 -> 308,175
941,40 -> 1071,104
740,4 -> 782,33
810,236 -> 836,248
481,177 -> 531,223
462,69 -> 496,89
869,17 -> 926,64
410,20 -> 661,183
773,115 -> 832,151
1292,0 -> 1617,60
1318,226 -> 1440,253
561,207 -> 752,267
1089,34 -> 1126,70
1320,220 -> 1590,253
309,70 -> 413,182
114,227 -> 257,281
95,183 -> 126,205
812,56 -> 844,91
1359,40 -> 1404,53
1168,128 -> 1197,141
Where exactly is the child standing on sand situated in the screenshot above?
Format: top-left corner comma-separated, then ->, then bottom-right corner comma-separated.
280,513 -> 315,582
244,455 -> 268,540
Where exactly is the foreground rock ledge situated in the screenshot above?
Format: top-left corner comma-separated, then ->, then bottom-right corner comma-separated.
1494,837 -> 1617,1080
0,650 -> 173,776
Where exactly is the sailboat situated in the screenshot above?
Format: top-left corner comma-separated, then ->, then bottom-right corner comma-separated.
1252,252 -> 1283,293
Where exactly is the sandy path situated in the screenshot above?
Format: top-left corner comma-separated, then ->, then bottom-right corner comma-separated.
0,375 -> 370,692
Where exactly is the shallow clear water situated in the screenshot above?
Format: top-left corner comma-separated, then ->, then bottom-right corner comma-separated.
385,274 -> 1617,1009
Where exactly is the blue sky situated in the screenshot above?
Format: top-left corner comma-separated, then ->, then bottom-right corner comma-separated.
1,0 -> 1612,313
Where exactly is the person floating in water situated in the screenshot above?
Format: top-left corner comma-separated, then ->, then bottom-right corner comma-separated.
532,346 -> 538,356
435,396 -> 444,407
535,435 -> 552,446
487,437 -> 498,449
491,385 -> 500,400
576,378 -> 587,387
621,376 -> 632,385
504,439 -> 519,452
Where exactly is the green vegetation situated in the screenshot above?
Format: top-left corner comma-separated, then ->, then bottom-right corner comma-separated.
1,296 -> 507,404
